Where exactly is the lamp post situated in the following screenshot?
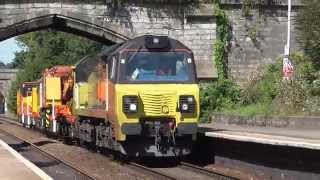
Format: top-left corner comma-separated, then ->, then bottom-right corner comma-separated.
285,0 -> 292,56
283,0 -> 293,80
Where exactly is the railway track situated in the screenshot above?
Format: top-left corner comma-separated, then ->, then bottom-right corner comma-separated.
0,116 -> 242,180
0,124 -> 95,180
127,162 -> 177,180
127,160 -> 241,180
179,162 -> 240,180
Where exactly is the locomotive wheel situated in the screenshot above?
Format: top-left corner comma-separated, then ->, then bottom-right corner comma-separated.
88,124 -> 97,152
59,120 -> 70,144
78,138 -> 85,147
88,141 -> 97,152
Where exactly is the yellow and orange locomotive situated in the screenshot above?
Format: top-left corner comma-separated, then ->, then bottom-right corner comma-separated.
17,35 -> 200,157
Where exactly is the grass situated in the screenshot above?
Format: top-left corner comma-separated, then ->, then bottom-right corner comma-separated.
223,103 -> 273,117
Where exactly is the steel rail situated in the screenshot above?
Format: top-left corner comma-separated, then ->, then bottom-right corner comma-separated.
179,162 -> 241,180
0,118 -> 96,180
126,162 -> 177,180
0,116 -> 241,180
0,116 -> 176,179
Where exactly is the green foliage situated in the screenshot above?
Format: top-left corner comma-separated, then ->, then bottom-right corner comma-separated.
229,53 -> 320,117
201,0 -> 320,120
199,1 -> 236,122
273,80 -> 307,115
213,0 -> 231,80
223,103 -> 272,117
200,79 -> 241,122
7,31 -> 103,113
0,61 -> 6,68
274,54 -> 320,115
296,0 -> 320,68
241,59 -> 282,105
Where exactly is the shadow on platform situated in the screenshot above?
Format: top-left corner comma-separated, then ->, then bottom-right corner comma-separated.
34,140 -> 56,147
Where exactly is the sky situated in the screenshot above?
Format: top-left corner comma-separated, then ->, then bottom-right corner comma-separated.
0,37 -> 22,64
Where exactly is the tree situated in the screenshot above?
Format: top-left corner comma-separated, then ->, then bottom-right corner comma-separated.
0,61 -> 6,68
296,0 -> 320,68
7,30 -> 104,113
6,51 -> 27,69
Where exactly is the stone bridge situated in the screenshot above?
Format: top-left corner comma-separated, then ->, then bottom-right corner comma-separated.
0,69 -> 18,113
0,0 -> 218,78
0,0 -> 304,83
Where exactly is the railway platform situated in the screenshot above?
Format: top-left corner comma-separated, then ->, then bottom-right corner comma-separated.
0,138 -> 52,180
199,123 -> 320,150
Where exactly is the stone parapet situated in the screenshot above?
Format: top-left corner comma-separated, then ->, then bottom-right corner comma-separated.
210,112 -> 320,129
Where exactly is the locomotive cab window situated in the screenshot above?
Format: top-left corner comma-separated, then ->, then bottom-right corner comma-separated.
119,52 -> 196,83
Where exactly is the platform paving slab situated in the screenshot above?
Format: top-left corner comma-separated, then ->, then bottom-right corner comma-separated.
200,123 -> 320,150
0,139 -> 52,180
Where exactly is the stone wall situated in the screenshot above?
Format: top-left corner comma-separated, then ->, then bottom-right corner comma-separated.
0,0 -> 305,82
114,2 -> 217,78
0,1 -> 217,78
221,0 -> 302,84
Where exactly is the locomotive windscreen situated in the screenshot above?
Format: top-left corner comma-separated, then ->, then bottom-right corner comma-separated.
119,51 -> 196,83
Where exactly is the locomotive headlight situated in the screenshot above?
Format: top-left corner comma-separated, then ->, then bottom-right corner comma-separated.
181,103 -> 189,111
129,103 -> 137,111
153,37 -> 159,44
123,96 -> 138,113
179,95 -> 196,113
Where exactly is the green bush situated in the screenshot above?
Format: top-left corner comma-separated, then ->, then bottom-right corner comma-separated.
296,0 -> 320,67
241,59 -> 282,105
228,53 -> 320,117
200,79 -> 241,122
273,80 -> 307,115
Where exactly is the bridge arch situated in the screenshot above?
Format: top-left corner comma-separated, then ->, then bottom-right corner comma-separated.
0,14 -> 131,45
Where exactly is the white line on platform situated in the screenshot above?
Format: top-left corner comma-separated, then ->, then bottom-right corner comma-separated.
205,131 -> 320,150
0,139 -> 53,180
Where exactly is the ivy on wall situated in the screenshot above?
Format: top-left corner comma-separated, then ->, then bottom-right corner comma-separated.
213,0 -> 231,80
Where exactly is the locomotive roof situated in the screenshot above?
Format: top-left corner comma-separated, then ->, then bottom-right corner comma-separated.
20,81 -> 38,93
99,35 -> 192,60
75,35 -> 192,69
21,81 -> 39,87
74,35 -> 194,83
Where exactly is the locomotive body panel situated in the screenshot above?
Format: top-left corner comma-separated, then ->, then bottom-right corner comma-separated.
45,77 -> 61,101
17,35 -> 200,157
32,87 -> 39,117
114,84 -> 199,141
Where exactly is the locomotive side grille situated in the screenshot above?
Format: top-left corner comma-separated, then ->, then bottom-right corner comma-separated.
140,93 -> 176,116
